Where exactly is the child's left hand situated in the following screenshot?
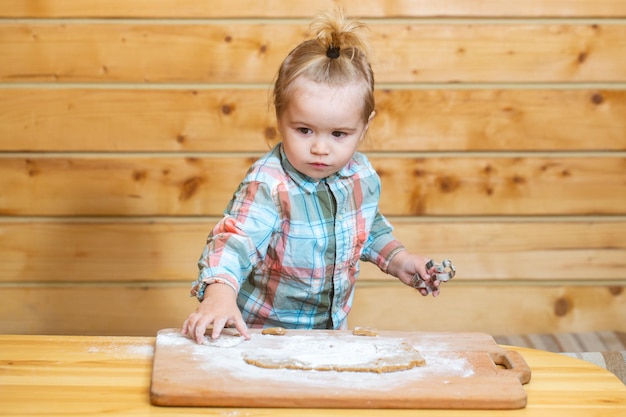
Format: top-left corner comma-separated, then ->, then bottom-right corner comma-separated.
386,250 -> 441,297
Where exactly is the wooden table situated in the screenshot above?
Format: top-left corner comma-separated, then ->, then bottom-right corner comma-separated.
1,334 -> 625,416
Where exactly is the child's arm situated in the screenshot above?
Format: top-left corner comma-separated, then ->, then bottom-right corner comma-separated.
182,283 -> 251,344
386,250 -> 441,297
360,211 -> 440,296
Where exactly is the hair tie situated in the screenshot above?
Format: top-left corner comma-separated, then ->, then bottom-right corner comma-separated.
326,46 -> 340,59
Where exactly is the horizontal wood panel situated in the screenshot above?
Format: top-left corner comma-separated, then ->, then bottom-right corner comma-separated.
2,24 -> 626,83
374,156 -> 626,216
1,220 -> 624,283
1,156 -> 624,216
0,284 -> 623,336
350,284 -> 626,335
0,88 -> 275,152
0,285 -> 198,336
2,88 -> 624,152
1,0 -> 625,18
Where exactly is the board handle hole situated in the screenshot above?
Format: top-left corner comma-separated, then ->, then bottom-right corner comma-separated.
490,352 -> 514,370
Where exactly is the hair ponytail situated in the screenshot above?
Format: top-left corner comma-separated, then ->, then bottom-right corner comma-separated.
273,8 -> 375,122
310,8 -> 372,61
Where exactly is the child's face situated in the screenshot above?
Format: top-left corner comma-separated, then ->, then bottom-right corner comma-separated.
278,77 -> 374,181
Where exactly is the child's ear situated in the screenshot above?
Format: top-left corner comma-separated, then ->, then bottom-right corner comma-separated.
367,110 -> 376,125
359,111 -> 376,143
364,110 -> 376,131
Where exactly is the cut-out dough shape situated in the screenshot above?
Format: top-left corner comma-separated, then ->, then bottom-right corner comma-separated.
242,336 -> 425,373
202,328 -> 245,348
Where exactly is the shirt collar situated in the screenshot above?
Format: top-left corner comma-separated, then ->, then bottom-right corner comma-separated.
278,144 -> 363,194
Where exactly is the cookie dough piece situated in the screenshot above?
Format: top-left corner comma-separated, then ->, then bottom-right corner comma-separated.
352,326 -> 379,337
262,327 -> 287,336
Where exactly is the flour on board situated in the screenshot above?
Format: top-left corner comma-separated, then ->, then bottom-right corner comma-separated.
242,335 -> 425,373
203,333 -> 246,348
154,330 -> 475,391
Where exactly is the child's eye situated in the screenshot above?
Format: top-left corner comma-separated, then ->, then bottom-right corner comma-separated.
297,127 -> 312,135
331,131 -> 347,138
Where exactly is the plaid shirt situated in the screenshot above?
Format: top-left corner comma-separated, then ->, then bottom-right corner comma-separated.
191,144 -> 404,329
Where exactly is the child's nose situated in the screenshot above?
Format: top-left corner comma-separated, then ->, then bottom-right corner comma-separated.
311,137 -> 330,155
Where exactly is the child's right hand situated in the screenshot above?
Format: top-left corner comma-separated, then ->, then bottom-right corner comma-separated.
182,283 -> 250,344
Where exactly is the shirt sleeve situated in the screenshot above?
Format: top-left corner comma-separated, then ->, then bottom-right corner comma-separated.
360,210 -> 405,273
191,181 -> 279,300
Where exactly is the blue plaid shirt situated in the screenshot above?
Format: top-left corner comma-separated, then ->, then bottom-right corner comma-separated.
191,144 -> 404,329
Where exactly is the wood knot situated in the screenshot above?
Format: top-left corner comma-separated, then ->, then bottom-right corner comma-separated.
511,175 -> 526,185
221,104 -> 233,115
132,170 -> 147,182
436,176 -> 460,193
264,126 -> 277,141
607,286 -> 623,296
591,93 -> 604,105
482,164 -> 494,175
554,297 -> 571,317
25,159 -> 40,177
179,177 -> 203,201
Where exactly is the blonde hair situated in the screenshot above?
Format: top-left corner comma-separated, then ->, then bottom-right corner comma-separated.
273,9 -> 375,122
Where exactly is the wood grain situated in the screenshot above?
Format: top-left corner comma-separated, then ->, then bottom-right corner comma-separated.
1,220 -> 624,283
2,23 -> 625,83
1,285 -> 623,336
2,88 -> 624,152
1,156 -> 624,216
2,334 -> 625,416
1,0 -> 625,18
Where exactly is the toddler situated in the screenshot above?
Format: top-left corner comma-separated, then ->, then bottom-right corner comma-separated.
183,9 -> 441,344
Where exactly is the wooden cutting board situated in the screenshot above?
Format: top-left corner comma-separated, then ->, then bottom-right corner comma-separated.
150,328 -> 531,409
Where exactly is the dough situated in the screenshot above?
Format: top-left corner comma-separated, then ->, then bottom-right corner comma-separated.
242,336 -> 425,373
352,326 -> 379,337
262,327 -> 287,335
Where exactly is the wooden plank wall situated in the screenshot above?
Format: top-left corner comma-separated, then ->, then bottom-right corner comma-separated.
0,0 -> 625,336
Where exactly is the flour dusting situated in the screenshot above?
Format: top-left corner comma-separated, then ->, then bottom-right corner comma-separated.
247,335 -> 405,365
242,335 -> 424,372
155,330 -> 474,391
88,341 -> 154,358
203,334 -> 245,348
